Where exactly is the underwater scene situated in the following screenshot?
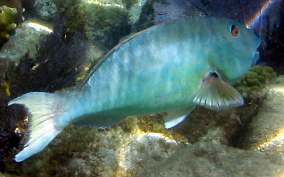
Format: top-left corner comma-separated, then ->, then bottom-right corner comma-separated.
0,0 -> 284,176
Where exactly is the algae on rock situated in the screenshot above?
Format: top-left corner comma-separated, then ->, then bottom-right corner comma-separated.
142,142 -> 284,177
6,116 -> 182,176
234,65 -> 277,99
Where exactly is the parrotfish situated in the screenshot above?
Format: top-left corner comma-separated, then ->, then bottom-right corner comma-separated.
9,17 -> 260,162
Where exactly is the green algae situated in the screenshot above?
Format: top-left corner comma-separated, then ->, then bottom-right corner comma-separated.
234,65 -> 277,99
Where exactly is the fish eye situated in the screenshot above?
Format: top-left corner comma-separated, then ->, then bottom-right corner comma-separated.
231,25 -> 240,37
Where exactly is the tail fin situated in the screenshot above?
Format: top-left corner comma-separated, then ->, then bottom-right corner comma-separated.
8,92 -> 63,162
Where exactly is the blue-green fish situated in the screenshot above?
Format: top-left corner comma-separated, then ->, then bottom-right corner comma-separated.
9,17 -> 260,162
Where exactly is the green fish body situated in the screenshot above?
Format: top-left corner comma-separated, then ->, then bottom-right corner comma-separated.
9,17 -> 260,162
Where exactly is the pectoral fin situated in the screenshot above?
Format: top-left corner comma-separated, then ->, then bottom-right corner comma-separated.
193,72 -> 244,111
164,106 -> 196,129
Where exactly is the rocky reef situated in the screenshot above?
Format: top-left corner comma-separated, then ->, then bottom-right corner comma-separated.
4,115 -> 182,176
142,142 -> 284,177
0,5 -> 17,47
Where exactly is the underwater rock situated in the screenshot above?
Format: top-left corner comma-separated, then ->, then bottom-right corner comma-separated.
240,75 -> 284,157
0,5 -> 18,47
55,0 -> 131,49
171,106 -> 245,146
81,0 -> 130,48
55,0 -> 161,48
7,116 -> 181,176
34,0 -> 57,20
142,142 -> 284,177
153,0 -> 208,24
0,19 -> 52,66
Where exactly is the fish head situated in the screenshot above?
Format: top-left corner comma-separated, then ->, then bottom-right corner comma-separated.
206,18 -> 260,84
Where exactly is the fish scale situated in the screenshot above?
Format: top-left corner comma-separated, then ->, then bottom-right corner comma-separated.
8,17 -> 260,162
86,38 -> 193,113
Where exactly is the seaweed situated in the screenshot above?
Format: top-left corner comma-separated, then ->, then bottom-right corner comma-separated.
8,16 -> 89,96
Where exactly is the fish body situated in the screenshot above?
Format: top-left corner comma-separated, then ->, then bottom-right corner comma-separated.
9,17 -> 260,162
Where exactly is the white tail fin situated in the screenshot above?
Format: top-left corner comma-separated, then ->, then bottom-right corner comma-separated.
8,92 -> 63,162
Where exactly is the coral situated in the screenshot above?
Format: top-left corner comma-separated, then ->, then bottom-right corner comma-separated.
0,5 -> 17,47
234,65 -> 277,99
